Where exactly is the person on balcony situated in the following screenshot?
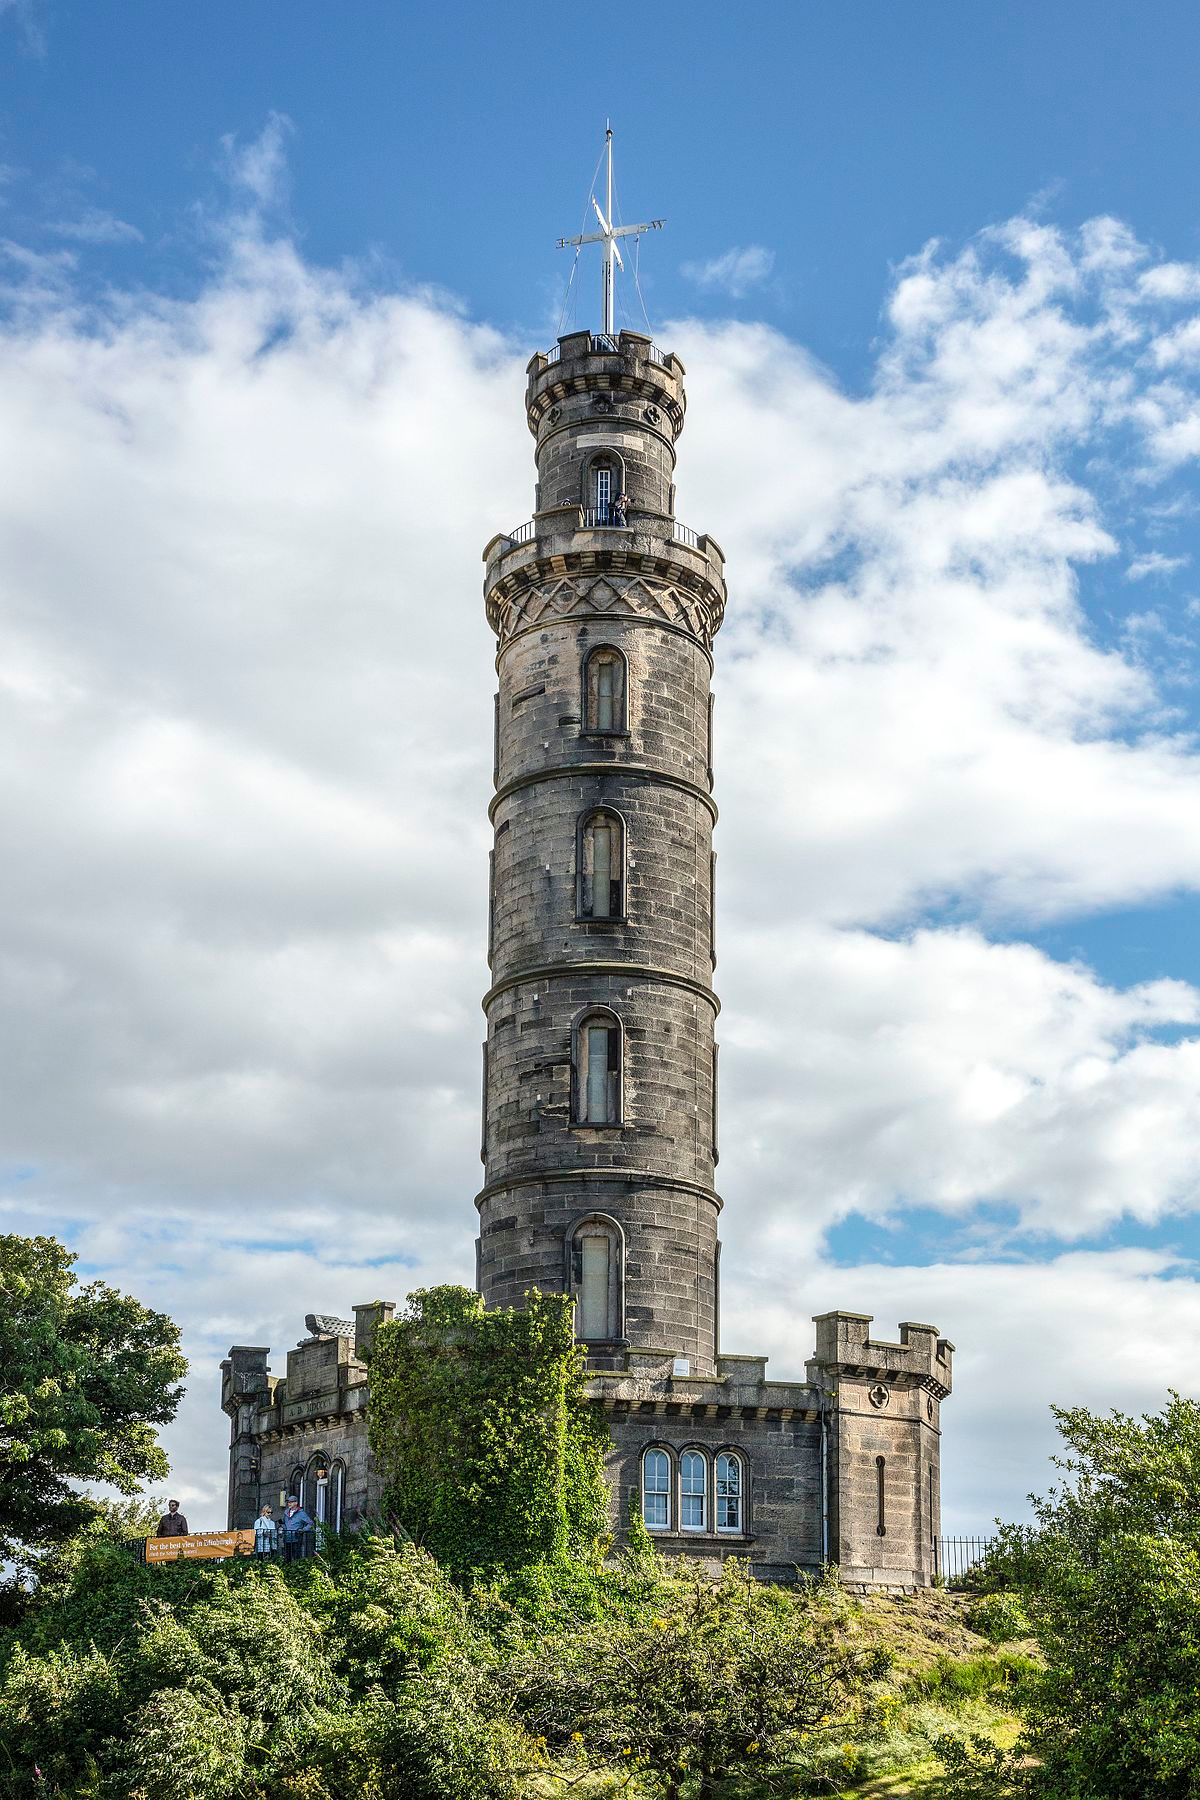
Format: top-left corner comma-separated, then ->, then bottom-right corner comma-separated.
156,1499 -> 189,1536
612,490 -> 630,526
253,1504 -> 278,1557
281,1493 -> 315,1561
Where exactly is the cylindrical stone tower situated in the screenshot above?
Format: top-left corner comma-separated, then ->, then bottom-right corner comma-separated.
478,328 -> 727,1376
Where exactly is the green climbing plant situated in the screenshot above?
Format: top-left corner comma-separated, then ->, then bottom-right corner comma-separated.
367,1286 -> 610,1574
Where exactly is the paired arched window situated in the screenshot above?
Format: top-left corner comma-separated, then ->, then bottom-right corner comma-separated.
640,1446 -> 747,1535
567,1212 -> 624,1341
574,1008 -> 622,1125
582,646 -> 627,734
577,808 -> 625,919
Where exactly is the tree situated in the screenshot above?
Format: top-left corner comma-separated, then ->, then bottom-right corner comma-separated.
0,1234 -> 186,1570
510,1561 -> 889,1799
367,1285 -> 609,1573
969,1392 -> 1200,1799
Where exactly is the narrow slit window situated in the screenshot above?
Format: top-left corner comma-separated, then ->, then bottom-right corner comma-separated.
583,648 -> 627,734
578,1233 -> 611,1339
716,1452 -> 742,1533
580,810 -> 624,919
876,1455 -> 887,1537
643,1449 -> 670,1531
680,1450 -> 707,1532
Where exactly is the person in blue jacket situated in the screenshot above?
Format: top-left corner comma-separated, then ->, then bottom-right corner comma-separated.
280,1494 -> 315,1561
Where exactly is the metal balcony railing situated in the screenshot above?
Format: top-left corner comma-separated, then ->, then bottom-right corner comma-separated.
497,514 -> 708,551
538,336 -> 673,367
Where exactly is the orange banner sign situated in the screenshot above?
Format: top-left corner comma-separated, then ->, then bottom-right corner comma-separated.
145,1529 -> 256,1563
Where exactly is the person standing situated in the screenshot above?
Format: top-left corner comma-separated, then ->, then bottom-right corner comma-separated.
253,1504 -> 278,1557
280,1493 -> 314,1561
156,1499 -> 189,1536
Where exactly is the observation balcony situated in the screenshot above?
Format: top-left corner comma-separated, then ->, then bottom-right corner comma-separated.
482,505 -> 726,644
536,332 -> 678,373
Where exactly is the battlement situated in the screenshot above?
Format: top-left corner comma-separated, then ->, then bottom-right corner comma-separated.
525,330 -> 685,436
809,1311 -> 954,1398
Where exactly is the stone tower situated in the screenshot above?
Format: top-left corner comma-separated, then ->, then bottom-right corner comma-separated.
479,330 -> 723,1374
221,321 -> 955,1589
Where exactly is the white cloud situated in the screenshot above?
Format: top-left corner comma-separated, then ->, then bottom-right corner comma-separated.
1126,550 -> 1190,580
681,244 -> 775,297
46,208 -> 143,245
4,155 -> 1200,1525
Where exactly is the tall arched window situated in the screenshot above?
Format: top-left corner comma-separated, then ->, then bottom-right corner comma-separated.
329,1460 -> 346,1533
582,646 -> 627,734
716,1451 -> 743,1534
642,1448 -> 671,1531
680,1450 -> 708,1532
567,1212 -> 624,1342
577,808 -> 625,919
583,452 -> 624,525
574,1008 -> 622,1125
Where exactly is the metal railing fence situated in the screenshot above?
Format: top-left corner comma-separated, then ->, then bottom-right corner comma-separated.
933,1535 -> 996,1586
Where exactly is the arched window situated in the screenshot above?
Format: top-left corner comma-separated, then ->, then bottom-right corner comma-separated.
329,1460 -> 346,1533
582,646 -> 627,734
566,1212 -> 625,1342
583,452 -> 625,525
288,1465 -> 304,1508
573,1008 -> 622,1125
716,1451 -> 743,1534
307,1453 -> 331,1526
577,808 -> 625,919
642,1448 -> 671,1531
680,1450 -> 708,1532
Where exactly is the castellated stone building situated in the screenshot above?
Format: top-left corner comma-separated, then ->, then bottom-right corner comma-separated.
223,327 -> 953,1586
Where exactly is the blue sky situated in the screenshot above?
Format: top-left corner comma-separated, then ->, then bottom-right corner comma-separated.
4,0 -> 1200,1532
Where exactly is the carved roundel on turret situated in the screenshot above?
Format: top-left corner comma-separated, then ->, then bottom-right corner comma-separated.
644,404 -> 660,424
549,405 -> 561,424
868,1383 -> 890,1409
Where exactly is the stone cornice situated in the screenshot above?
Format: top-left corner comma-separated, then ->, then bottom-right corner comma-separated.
485,556 -> 725,650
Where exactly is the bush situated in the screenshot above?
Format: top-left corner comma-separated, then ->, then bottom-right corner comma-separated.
966,1592 -> 1032,1644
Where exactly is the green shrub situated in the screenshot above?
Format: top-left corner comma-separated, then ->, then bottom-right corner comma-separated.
967,1591 -> 1031,1644
368,1286 -> 610,1574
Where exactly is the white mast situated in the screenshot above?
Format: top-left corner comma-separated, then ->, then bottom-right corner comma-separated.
556,124 -> 664,336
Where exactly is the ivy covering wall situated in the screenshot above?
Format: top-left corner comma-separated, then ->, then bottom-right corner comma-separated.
367,1286 -> 610,1573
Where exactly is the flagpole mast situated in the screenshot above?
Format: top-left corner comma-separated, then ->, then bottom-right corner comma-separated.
556,127 -> 665,339
604,123 -> 614,335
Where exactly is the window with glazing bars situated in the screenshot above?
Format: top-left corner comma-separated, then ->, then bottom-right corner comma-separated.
680,1450 -> 707,1531
716,1452 -> 742,1533
643,1449 -> 670,1530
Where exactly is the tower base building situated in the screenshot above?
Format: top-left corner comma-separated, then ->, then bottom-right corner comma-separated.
223,327 -> 953,1587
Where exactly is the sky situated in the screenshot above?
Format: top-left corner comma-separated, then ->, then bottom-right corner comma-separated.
3,0 -> 1200,1536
